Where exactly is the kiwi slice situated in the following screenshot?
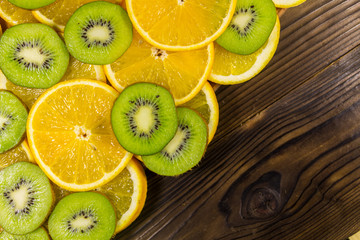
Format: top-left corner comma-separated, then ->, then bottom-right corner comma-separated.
0,227 -> 50,239
48,192 -> 116,240
64,1 -> 133,65
216,0 -> 277,55
111,83 -> 178,156
142,107 -> 208,176
0,23 -> 69,89
0,90 -> 28,154
7,0 -> 55,10
0,162 -> 54,235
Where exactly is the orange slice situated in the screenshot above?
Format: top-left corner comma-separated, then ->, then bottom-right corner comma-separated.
27,80 -> 133,191
273,0 -> 307,8
104,30 -> 214,105
0,1 -> 38,26
32,0 -> 123,32
0,140 -> 34,170
209,17 -> 280,85
126,0 -> 237,51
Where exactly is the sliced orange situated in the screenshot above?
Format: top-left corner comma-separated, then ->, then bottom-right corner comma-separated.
181,82 -> 219,143
32,0 -> 123,32
0,1 -> 38,26
27,80 -> 133,191
273,0 -> 307,8
0,140 -> 34,170
104,30 -> 214,105
51,158 -> 147,234
209,16 -> 280,85
126,0 -> 237,51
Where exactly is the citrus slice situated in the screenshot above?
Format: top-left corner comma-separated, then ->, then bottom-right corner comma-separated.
32,0 -> 123,32
0,57 -> 106,109
273,0 -> 306,8
104,30 -> 214,105
0,1 -> 38,26
209,16 -> 280,85
27,79 -> 133,191
0,140 -> 34,170
181,82 -> 219,143
126,0 -> 237,51
51,158 -> 147,234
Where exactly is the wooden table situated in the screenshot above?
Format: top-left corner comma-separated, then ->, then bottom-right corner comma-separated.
116,0 -> 360,239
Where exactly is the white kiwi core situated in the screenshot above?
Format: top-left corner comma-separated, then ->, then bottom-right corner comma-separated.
164,130 -> 186,155
10,185 -> 30,210
135,106 -> 154,132
18,47 -> 47,66
87,26 -> 112,42
232,12 -> 254,30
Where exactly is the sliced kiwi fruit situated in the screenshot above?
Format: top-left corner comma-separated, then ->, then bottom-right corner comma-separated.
0,227 -> 50,239
7,0 -> 56,10
0,162 -> 54,235
0,90 -> 28,154
216,0 -> 277,55
48,192 -> 116,240
142,107 -> 208,176
111,83 -> 178,156
0,23 -> 69,89
64,1 -> 133,65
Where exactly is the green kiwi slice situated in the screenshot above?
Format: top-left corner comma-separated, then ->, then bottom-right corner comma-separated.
64,1 -> 133,65
142,107 -> 208,176
0,23 -> 69,89
7,0 -> 55,10
216,0 -> 277,55
0,162 -> 54,235
0,227 -> 50,239
48,192 -> 116,240
0,90 -> 28,154
111,83 -> 178,156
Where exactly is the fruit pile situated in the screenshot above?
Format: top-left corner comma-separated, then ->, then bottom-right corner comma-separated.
0,0 -> 306,239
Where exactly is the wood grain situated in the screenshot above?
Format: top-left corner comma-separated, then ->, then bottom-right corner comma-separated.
115,0 -> 360,239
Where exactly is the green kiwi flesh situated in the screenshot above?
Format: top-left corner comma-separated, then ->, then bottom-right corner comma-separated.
7,0 -> 56,10
64,1 -> 133,65
0,162 -> 54,235
0,90 -> 28,154
0,227 -> 50,239
48,192 -> 116,240
0,23 -> 69,89
142,107 -> 208,176
111,83 -> 178,156
216,0 -> 277,55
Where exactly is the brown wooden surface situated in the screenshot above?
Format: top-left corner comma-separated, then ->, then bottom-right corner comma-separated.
115,0 -> 360,239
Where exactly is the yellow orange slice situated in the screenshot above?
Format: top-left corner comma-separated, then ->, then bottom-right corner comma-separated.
32,0 -> 123,32
126,0 -> 237,51
0,140 -> 34,170
273,0 -> 307,8
210,17 -> 280,85
0,1 -> 38,26
104,30 -> 214,105
27,80 -> 133,191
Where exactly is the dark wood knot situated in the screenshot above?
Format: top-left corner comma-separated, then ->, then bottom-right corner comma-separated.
243,187 -> 280,219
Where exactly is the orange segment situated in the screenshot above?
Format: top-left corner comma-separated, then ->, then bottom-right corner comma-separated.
0,140 -> 34,170
27,80 -> 132,191
32,0 -> 123,32
0,1 -> 38,26
273,0 -> 307,8
126,0 -> 236,50
104,30 -> 214,105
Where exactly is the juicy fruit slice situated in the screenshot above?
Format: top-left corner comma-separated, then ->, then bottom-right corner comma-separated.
273,0 -> 307,8
180,82 -> 219,143
142,107 -> 208,176
7,0 -> 56,10
0,91 -> 28,154
27,80 -> 132,191
32,0 -> 123,32
104,30 -> 214,105
126,0 -> 236,51
210,16 -> 280,84
64,1 -> 132,65
111,83 -> 178,156
0,140 -> 34,170
0,23 -> 69,89
0,1 -> 38,26
0,227 -> 50,239
216,0 -> 277,55
48,192 -> 116,240
0,162 -> 54,235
